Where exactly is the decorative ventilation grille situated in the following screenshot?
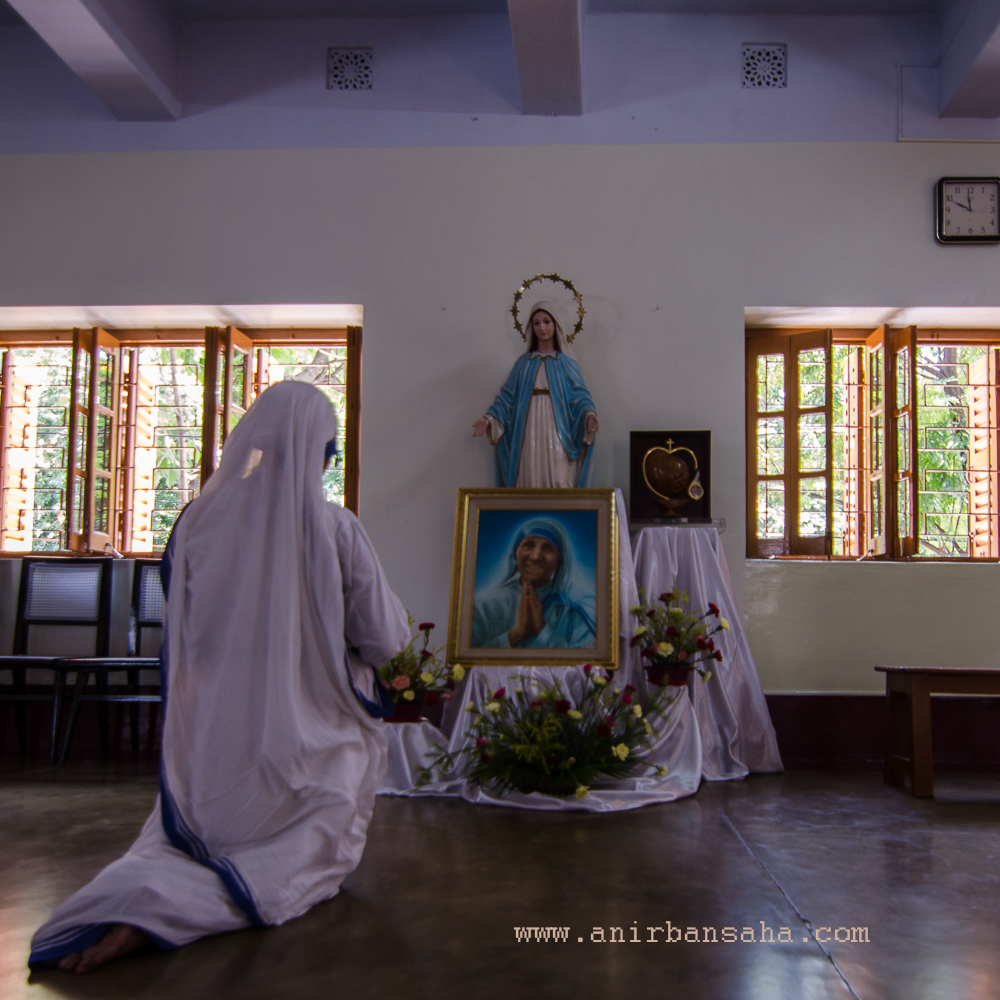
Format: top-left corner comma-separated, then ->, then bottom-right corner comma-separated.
327,48 -> 373,90
742,44 -> 787,89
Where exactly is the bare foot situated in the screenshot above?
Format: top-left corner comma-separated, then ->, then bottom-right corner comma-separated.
57,924 -> 151,974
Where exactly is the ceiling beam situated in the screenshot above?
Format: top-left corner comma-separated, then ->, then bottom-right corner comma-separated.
507,0 -> 584,116
939,0 -> 1000,117
7,0 -> 181,120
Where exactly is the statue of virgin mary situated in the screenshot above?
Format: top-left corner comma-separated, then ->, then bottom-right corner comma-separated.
473,301 -> 599,488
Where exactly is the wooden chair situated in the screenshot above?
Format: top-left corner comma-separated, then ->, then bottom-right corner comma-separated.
0,557 -> 113,763
57,560 -> 163,764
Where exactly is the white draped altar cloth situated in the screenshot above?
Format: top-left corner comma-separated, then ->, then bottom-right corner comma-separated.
378,490 -> 705,811
631,526 -> 783,779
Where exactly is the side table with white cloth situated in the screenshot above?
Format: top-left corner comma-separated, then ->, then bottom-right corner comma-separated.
379,489 -> 705,811
631,524 -> 783,780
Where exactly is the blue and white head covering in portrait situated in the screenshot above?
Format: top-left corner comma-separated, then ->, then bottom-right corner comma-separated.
472,515 -> 597,649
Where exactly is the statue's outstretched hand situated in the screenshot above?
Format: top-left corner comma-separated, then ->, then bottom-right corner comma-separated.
586,414 -> 600,435
473,417 -> 489,437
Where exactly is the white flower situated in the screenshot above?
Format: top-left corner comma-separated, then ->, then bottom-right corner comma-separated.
656,765 -> 669,777
643,719 -> 653,734
612,742 -> 630,761
420,671 -> 434,685
593,676 -> 608,686
632,704 -> 642,718
514,685 -> 524,694
657,642 -> 674,656
485,701 -> 501,714
634,625 -> 649,636
701,671 -> 712,683
451,664 -> 465,681
464,703 -> 475,713
575,785 -> 589,799
720,618 -> 731,631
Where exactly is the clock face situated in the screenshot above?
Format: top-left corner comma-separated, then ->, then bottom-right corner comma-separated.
938,178 -> 1000,242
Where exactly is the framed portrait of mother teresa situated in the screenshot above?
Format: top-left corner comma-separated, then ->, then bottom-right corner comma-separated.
447,488 -> 619,669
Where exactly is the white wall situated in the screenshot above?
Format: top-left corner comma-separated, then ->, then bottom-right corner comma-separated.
1,139 -> 998,690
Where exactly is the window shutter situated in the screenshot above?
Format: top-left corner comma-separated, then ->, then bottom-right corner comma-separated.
344,325 -> 362,516
864,326 -> 888,557
888,326 -> 918,557
969,346 -> 1000,558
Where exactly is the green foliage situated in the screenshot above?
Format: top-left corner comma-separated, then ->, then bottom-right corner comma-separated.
419,669 -> 675,798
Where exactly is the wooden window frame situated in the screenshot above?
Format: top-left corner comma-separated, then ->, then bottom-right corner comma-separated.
0,325 -> 359,556
747,326 -> 1000,561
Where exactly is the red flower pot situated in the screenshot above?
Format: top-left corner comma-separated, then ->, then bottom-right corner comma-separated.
644,664 -> 692,688
385,700 -> 445,727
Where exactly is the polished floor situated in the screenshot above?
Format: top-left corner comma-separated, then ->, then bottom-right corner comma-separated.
1,761 -> 998,1000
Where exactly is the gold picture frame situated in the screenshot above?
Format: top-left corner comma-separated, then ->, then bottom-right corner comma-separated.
447,488 -> 619,670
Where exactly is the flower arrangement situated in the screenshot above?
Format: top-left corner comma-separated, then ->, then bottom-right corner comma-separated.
377,616 -> 461,713
630,585 -> 730,685
417,666 -> 675,798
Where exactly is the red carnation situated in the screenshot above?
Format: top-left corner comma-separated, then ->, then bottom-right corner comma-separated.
604,714 -> 613,723
421,649 -> 433,658
583,664 -> 592,673
419,623 -> 435,631
480,751 -> 491,763
442,693 -> 452,702
659,592 -> 673,603
696,637 -> 708,650
597,724 -> 612,739
629,635 -> 640,648
678,650 -> 688,660
641,647 -> 652,658
666,626 -> 679,638
708,638 -> 716,651
425,691 -> 439,706
476,737 -> 487,746
447,679 -> 455,690
708,603 -> 720,617
714,650 -> 723,661
493,687 -> 506,699
554,699 -> 571,714
646,608 -> 657,619
622,693 -> 633,704
530,698 -> 543,708
625,684 -> 636,693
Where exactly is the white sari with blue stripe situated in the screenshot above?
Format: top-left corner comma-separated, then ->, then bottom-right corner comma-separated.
30,381 -> 409,965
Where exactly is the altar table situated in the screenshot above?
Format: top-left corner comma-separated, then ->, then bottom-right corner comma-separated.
631,525 -> 783,779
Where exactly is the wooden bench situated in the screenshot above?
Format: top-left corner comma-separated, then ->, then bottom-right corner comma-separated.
876,665 -> 1000,798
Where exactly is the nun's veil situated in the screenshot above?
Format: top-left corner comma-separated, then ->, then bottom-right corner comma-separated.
495,516 -> 576,593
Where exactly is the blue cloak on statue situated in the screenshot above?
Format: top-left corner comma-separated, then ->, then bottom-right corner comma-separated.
486,350 -> 597,488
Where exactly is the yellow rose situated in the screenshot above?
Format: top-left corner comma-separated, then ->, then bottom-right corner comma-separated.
656,765 -> 669,777
568,710 -> 582,720
634,625 -> 649,636
575,785 -> 589,799
593,676 -> 608,686
452,665 -> 465,681
420,671 -> 434,685
613,742 -> 629,761
485,701 -> 501,713
720,618 -> 731,631
632,704 -> 642,718
402,690 -> 415,702
657,642 -> 674,656
464,703 -> 475,713
643,719 -> 653,734
702,671 -> 712,683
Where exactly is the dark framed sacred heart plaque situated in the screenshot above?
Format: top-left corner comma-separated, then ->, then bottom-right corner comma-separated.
629,431 -> 712,523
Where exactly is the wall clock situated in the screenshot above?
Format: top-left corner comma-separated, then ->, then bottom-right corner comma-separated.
936,177 -> 1000,244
